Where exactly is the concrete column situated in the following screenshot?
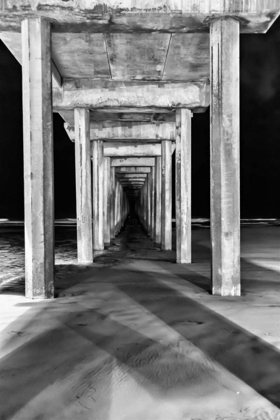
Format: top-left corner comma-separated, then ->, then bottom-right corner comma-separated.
176,109 -> 192,263
92,140 -> 104,250
144,178 -> 148,232
22,18 -> 54,299
115,180 -> 119,235
103,157 -> 111,245
147,173 -> 151,235
155,157 -> 162,246
74,108 -> 93,263
161,140 -> 172,250
210,18 -> 240,296
110,166 -> 115,239
150,167 -> 155,240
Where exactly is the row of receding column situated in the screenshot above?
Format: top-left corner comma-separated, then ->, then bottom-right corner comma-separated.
135,110 -> 191,264
75,114 -> 129,263
22,16 -> 239,298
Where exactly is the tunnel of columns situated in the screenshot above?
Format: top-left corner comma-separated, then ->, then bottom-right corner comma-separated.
0,1 -> 279,300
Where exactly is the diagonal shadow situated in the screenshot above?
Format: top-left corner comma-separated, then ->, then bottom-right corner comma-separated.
0,287 -> 236,420
116,263 -> 280,408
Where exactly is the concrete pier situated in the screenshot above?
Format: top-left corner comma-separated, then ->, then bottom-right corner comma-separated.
210,18 -> 240,296
161,140 -> 172,251
176,109 -> 192,264
74,108 -> 93,263
22,18 -> 54,299
92,140 -> 104,251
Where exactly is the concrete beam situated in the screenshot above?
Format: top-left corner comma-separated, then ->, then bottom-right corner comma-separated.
1,2 -> 279,33
103,143 -> 161,157
116,174 -> 147,179
115,167 -> 151,173
53,81 -> 209,110
91,121 -> 176,140
111,158 -> 155,167
63,121 -> 176,142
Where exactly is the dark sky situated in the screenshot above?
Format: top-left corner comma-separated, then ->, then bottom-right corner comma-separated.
1,21 -> 280,220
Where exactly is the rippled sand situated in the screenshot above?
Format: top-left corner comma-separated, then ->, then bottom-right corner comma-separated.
1,218 -> 280,419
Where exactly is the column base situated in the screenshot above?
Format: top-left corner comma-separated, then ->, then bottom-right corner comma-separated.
212,285 -> 241,297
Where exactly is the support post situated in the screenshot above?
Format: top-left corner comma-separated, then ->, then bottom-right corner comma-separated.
104,157 -> 111,245
161,140 -> 172,250
110,166 -> 115,239
150,167 -> 155,241
115,181 -> 119,235
154,157 -> 162,246
210,18 -> 240,296
22,18 -> 54,298
92,140 -> 104,250
74,108 -> 93,263
176,109 -> 192,263
147,173 -> 151,235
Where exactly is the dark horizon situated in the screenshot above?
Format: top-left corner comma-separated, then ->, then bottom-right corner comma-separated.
1,20 -> 280,220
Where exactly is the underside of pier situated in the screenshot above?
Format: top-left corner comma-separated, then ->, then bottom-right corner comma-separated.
1,1 -> 280,419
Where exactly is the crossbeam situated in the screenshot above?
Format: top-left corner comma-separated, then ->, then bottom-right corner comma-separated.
115,167 -> 151,173
1,2 -> 279,33
53,81 -> 209,110
64,121 -> 176,142
111,158 -> 155,167
103,143 -> 161,157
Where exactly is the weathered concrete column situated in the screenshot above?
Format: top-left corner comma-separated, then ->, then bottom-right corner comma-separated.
176,109 -> 192,263
92,140 -> 104,250
147,173 -> 151,235
22,18 -> 54,299
115,180 -> 119,235
150,167 -> 155,240
110,166 -> 115,239
161,140 -> 172,250
103,157 -> 111,245
210,18 -> 240,296
144,178 -> 149,232
154,157 -> 162,246
74,108 -> 93,263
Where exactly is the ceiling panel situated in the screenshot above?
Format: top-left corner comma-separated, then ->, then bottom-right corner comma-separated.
106,33 -> 171,81
163,34 -> 210,81
52,33 -> 110,79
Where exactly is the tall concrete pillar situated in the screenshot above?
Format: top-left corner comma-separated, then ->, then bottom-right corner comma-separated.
210,18 -> 240,296
74,108 -> 93,263
147,173 -> 151,235
176,109 -> 192,263
110,166 -> 115,239
115,180 -> 119,235
154,157 -> 162,246
92,140 -> 104,250
103,157 -> 111,245
161,140 -> 172,250
150,167 -> 155,241
22,18 -> 54,299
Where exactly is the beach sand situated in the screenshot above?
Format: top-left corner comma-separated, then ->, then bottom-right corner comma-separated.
0,218 -> 280,420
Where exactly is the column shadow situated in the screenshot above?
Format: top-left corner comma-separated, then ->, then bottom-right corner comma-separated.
116,262 -> 280,408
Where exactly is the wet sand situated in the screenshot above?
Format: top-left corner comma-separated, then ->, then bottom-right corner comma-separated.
0,217 -> 280,420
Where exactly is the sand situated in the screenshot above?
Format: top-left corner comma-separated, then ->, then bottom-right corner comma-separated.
0,217 -> 280,420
